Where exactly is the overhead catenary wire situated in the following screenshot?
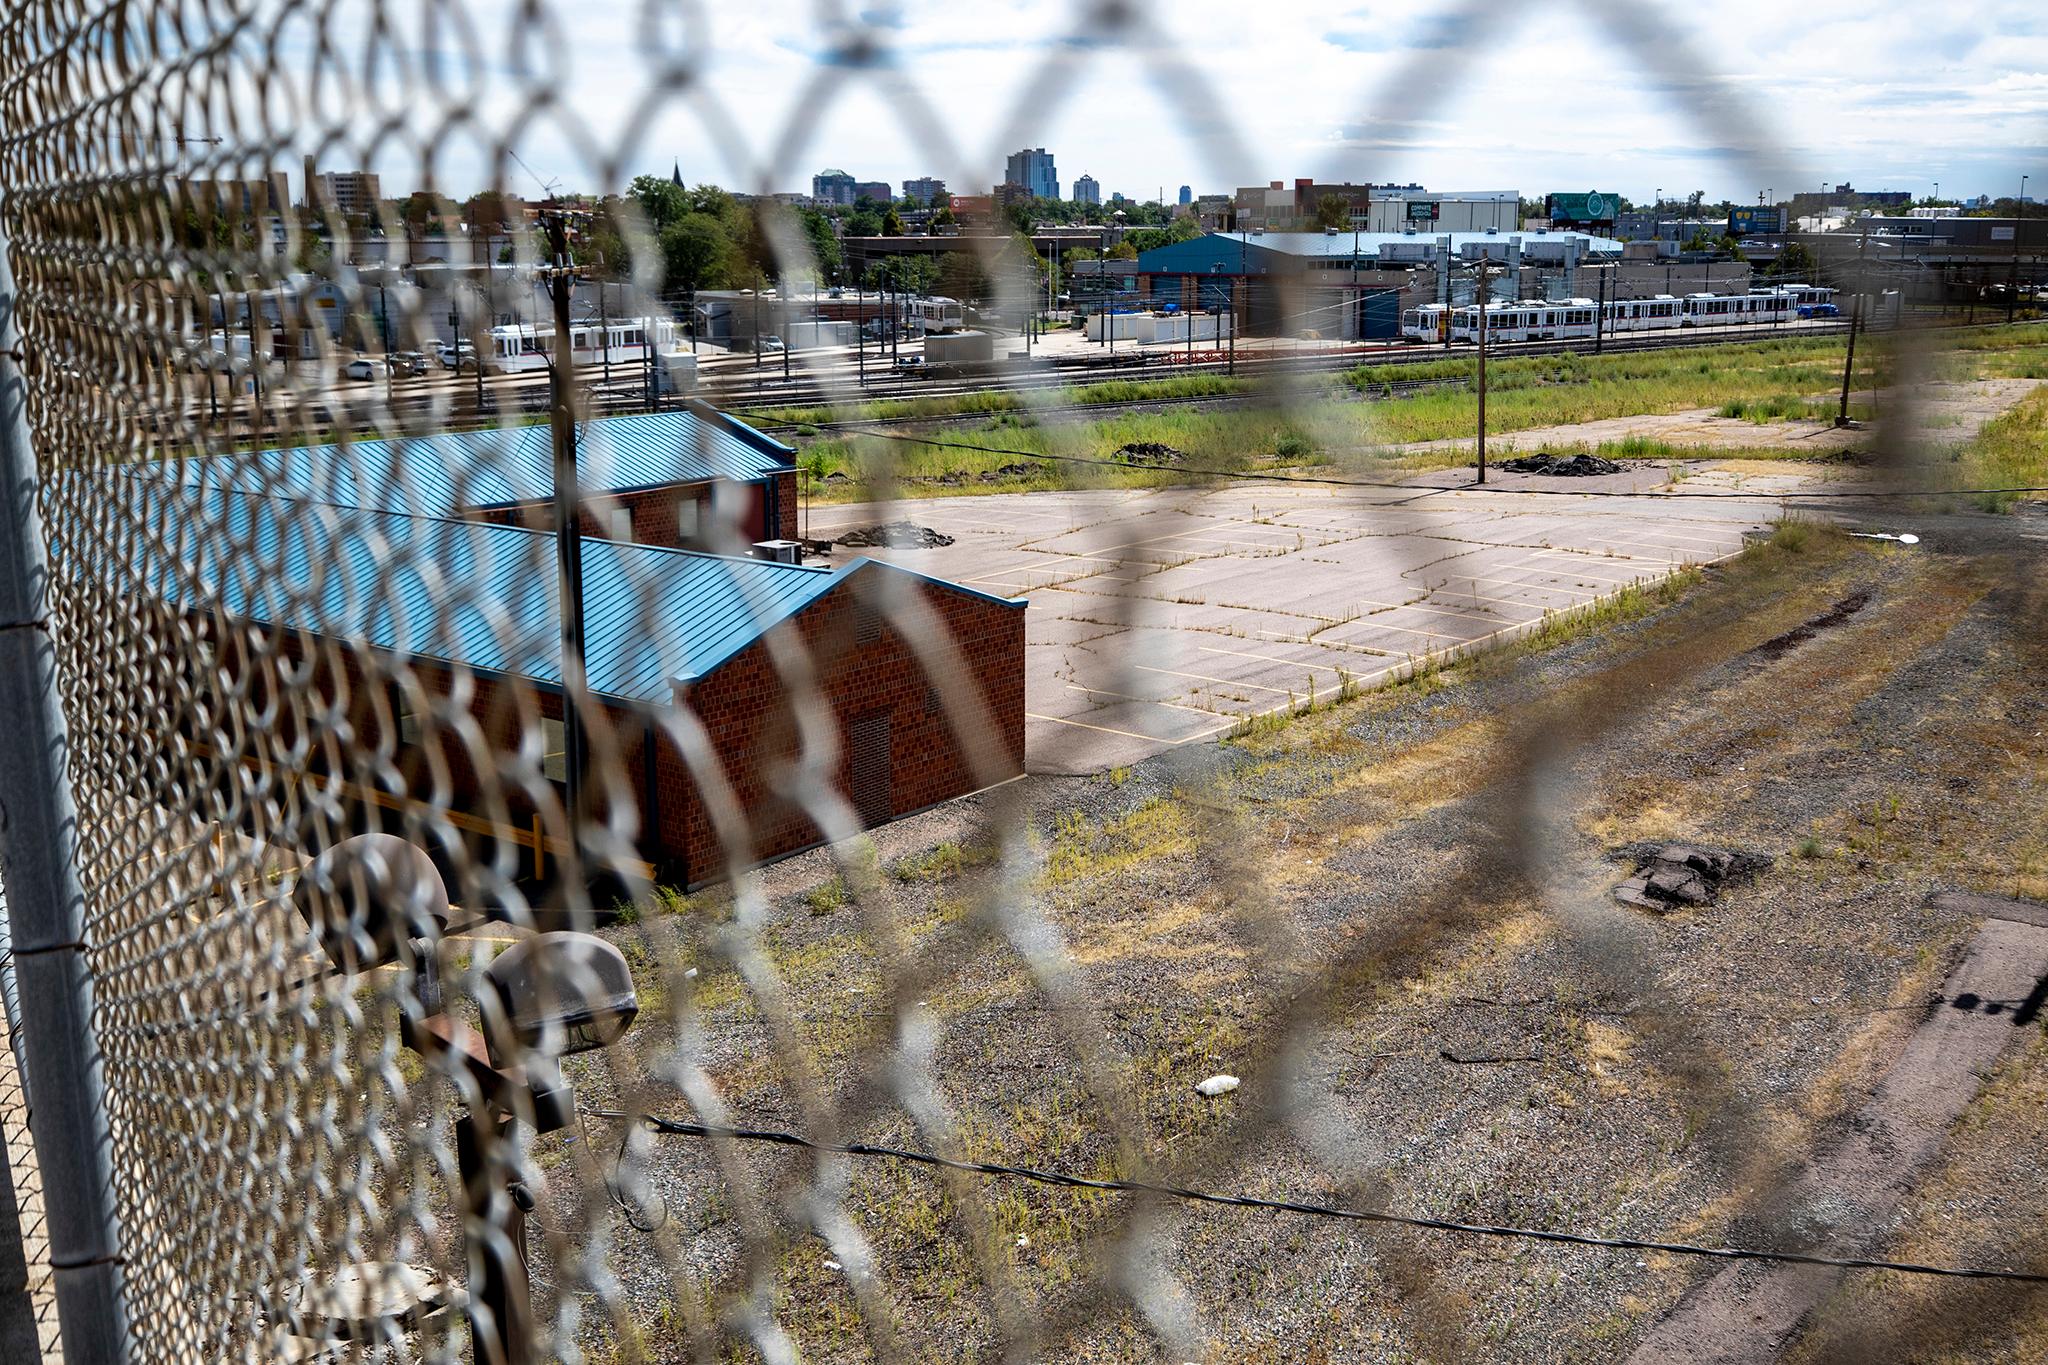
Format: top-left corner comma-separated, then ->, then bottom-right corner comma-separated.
598,1112 -> 2048,1284
730,413 -> 2048,502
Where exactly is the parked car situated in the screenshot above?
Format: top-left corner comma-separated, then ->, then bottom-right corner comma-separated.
389,350 -> 428,376
342,356 -> 384,381
754,336 -> 785,353
437,342 -> 478,370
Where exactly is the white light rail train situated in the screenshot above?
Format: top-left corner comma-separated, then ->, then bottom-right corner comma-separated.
1400,285 -> 1843,344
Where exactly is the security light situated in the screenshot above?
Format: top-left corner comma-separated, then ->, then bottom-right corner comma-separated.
482,931 -> 638,1066
291,833 -> 450,975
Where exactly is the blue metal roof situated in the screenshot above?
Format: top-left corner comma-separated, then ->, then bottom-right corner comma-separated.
1138,230 -> 1624,271
109,486 -> 1016,703
155,405 -> 795,520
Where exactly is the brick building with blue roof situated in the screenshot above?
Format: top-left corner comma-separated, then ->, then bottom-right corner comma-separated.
108,410 -> 1026,886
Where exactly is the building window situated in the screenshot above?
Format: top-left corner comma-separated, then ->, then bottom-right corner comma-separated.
676,498 -> 700,542
396,689 -> 421,747
541,716 -> 566,783
606,505 -> 633,542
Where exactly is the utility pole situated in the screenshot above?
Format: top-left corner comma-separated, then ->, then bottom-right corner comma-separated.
2009,174 -> 2028,326
598,279 -> 611,401
1475,265 -> 1491,484
541,206 -> 588,839
1837,290 -> 1861,426
1595,263 -> 1607,355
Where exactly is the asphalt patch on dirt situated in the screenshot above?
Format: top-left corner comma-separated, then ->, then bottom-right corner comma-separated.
1749,589 -> 1872,661
1114,441 -> 1187,465
835,521 -> 956,549
1612,841 -> 1771,913
1496,452 -> 1625,476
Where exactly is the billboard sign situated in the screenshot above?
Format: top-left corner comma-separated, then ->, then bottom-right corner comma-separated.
1405,200 -> 1440,222
1547,191 -> 1618,224
1727,207 -> 1784,236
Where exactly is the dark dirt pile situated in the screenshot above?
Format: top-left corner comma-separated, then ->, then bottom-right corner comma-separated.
1115,442 -> 1187,464
835,522 -> 956,549
1612,841 -> 1771,911
1497,452 -> 1625,476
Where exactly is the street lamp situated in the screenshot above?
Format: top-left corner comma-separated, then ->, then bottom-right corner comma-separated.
292,834 -> 640,1365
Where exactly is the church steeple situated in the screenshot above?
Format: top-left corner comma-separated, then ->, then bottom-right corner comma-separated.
671,160 -> 683,187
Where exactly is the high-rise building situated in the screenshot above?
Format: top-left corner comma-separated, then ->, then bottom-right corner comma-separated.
854,181 -> 892,203
1073,174 -> 1101,207
903,177 -> 948,205
812,169 -> 857,206
1178,184 -> 1192,206
303,158 -> 382,217
1004,147 -> 1058,200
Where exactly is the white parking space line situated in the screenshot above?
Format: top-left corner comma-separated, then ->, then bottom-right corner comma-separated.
1133,664 -> 1305,695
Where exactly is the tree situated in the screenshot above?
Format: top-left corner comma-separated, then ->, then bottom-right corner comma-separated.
938,250 -> 988,302
1312,193 -> 1351,231
881,206 -> 905,237
1104,240 -> 1138,261
628,175 -> 690,232
796,208 -> 842,281
396,190 -> 444,238
464,190 -> 521,232
932,204 -> 956,230
844,207 -> 882,237
659,212 -> 734,295
1769,240 -> 1817,279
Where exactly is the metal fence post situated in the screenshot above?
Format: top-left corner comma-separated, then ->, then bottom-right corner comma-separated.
0,224 -> 134,1362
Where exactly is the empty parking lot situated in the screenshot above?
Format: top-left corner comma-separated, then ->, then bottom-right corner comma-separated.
807,462 -> 1821,774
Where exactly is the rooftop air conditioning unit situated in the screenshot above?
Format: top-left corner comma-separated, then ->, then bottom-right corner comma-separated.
752,540 -> 803,565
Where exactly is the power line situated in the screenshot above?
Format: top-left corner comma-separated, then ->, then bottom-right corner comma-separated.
730,413 -> 2048,503
598,1112 -> 2048,1284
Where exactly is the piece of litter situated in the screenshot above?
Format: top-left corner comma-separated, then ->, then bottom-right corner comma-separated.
1195,1074 -> 1240,1098
683,967 -> 698,979
1848,531 -> 1920,545
823,1259 -> 842,1272
1015,1234 -> 1030,1249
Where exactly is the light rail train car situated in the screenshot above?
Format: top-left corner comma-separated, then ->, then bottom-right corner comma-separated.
487,317 -> 675,373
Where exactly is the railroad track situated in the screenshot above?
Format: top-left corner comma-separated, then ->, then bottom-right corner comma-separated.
173,315 -> 1913,446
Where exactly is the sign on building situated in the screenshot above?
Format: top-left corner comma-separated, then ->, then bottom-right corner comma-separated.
1727,207 -> 1784,236
1405,200 -> 1440,222
1546,192 -> 1618,225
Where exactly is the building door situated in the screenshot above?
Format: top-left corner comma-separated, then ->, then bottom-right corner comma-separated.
849,710 -> 892,827
1358,289 -> 1401,339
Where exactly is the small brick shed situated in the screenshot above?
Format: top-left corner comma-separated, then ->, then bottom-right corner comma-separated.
120,450 -> 1025,887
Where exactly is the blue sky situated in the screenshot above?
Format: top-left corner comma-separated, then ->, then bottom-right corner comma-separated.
280,0 -> 2046,204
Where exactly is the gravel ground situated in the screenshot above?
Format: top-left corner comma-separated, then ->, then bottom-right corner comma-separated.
549,509 -> 2048,1363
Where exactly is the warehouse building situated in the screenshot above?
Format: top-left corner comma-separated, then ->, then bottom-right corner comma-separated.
119,482 -> 1027,887
164,403 -> 801,548
1134,228 -> 1624,339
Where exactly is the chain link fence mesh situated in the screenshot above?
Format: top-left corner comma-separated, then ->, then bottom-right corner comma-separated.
0,2 -> 2041,1362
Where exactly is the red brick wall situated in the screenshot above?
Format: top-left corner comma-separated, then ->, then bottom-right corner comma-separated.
659,573 -> 1025,880
772,470 -> 798,541
170,565 -> 1023,889
470,476 -> 786,547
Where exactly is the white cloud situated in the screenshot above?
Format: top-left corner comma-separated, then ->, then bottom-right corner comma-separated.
268,0 -> 2043,203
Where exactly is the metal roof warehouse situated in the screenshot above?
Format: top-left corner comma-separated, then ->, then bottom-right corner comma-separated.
115,486 -> 1017,703
156,403 -> 797,521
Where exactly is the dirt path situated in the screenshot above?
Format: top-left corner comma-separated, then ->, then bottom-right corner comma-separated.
1627,902 -> 2048,1363
1389,377 -> 2044,458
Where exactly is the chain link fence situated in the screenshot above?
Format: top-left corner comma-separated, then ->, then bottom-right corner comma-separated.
1,2 -> 2043,1362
